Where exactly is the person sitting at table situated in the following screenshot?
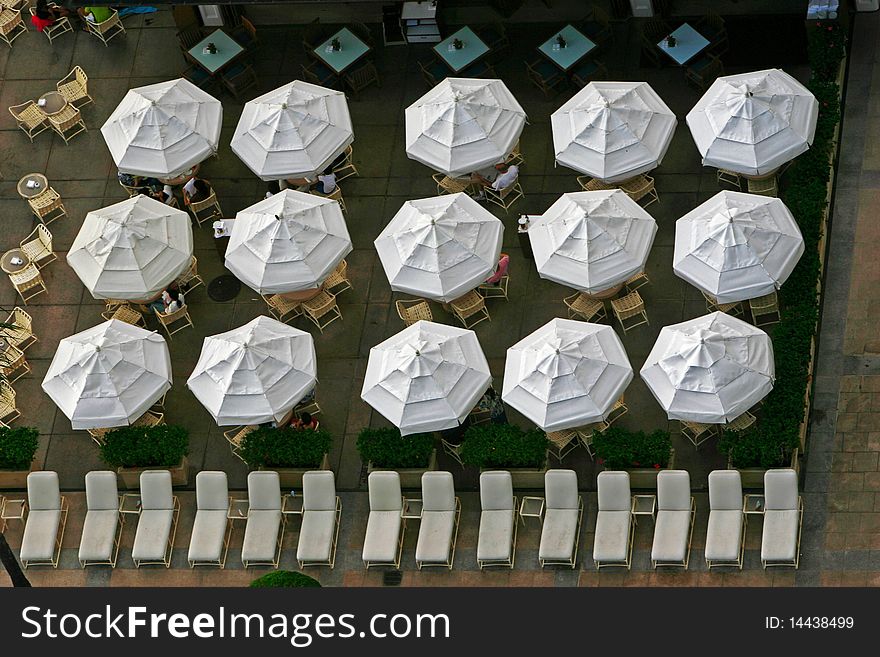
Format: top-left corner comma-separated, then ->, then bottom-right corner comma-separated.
118,171 -> 163,191
31,0 -> 70,31
310,168 -> 338,196
149,288 -> 185,315
182,177 -> 213,205
485,252 -> 509,286
291,412 -> 318,431
471,162 -> 519,200
138,185 -> 176,206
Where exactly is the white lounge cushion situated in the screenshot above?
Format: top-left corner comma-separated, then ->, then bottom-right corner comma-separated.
248,471 -> 281,511
651,510 -> 691,563
477,509 -> 514,562
705,509 -> 743,562
416,510 -> 455,564
761,510 -> 799,562
20,510 -> 62,562
241,509 -> 282,562
188,510 -> 228,562
298,510 -> 336,563
362,510 -> 402,563
78,510 -> 118,562
539,508 -> 579,562
132,510 -> 173,561
592,510 -> 631,563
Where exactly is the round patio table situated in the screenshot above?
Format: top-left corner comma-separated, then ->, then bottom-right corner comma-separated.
158,163 -> 200,187
16,173 -> 49,199
584,282 -> 625,300
278,286 -> 324,303
38,91 -> 67,115
1,249 -> 30,275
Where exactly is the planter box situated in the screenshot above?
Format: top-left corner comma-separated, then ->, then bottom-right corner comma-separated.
369,449 -> 437,489
621,447 -> 676,490
730,448 -> 800,489
117,456 -> 189,489
261,453 -> 331,489
480,457 -> 550,490
0,460 -> 37,490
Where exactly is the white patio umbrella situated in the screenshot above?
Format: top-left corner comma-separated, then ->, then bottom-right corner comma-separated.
529,190 -> 658,295
361,320 -> 492,435
640,311 -> 775,424
405,77 -> 526,177
375,193 -> 503,303
224,190 -> 352,295
67,195 -> 193,301
686,68 -> 819,176
502,318 -> 633,432
41,319 -> 172,430
101,78 -> 222,179
187,316 -> 317,426
552,81 -> 676,183
673,191 -> 805,304
231,80 -> 354,181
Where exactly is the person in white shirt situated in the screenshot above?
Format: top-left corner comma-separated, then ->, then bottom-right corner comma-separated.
311,170 -> 337,196
471,163 -> 519,200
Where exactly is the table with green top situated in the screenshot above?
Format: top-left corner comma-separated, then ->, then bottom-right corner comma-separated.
313,28 -> 371,75
433,26 -> 489,73
188,29 -> 245,75
538,24 -> 597,72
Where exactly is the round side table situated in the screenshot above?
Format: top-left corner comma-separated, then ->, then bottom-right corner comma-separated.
16,173 -> 49,199
38,91 -> 67,115
1,249 -> 31,275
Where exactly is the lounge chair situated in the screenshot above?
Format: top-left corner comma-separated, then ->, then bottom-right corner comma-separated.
188,471 -> 231,568
297,471 -> 342,569
651,470 -> 696,569
477,471 -> 517,569
78,471 -> 122,567
362,471 -> 404,569
415,472 -> 461,569
592,471 -> 633,569
242,471 -> 285,568
705,470 -> 745,569
131,471 -> 179,568
761,469 -> 803,568
539,469 -> 583,569
20,471 -> 68,568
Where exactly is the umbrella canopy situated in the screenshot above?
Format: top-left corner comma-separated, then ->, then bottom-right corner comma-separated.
552,81 -> 676,183
375,193 -> 503,303
67,195 -> 193,300
231,80 -> 354,181
41,319 -> 172,430
502,318 -> 633,431
673,191 -> 805,304
361,320 -> 492,435
187,316 -> 317,426
529,190 -> 657,295
686,68 -> 819,176
225,190 -> 352,294
405,77 -> 526,177
640,311 -> 774,424
101,78 -> 222,179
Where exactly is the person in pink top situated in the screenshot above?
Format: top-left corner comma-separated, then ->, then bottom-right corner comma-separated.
485,253 -> 509,286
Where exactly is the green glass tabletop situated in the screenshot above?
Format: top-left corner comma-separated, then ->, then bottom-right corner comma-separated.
538,25 -> 597,72
188,29 -> 245,75
434,27 -> 490,74
314,28 -> 371,74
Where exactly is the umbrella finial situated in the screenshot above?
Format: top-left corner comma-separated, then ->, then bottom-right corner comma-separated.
281,102 -> 288,110
275,214 -> 283,221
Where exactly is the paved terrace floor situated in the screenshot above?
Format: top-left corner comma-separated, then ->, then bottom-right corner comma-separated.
0,6 -> 874,586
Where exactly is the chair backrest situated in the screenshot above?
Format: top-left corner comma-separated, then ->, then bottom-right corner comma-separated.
479,470 -> 513,511
657,470 -> 691,511
597,471 -> 630,511
708,470 -> 742,511
421,471 -> 455,512
158,303 -> 190,324
12,306 -> 32,332
139,470 -> 173,510
85,470 -> 118,511
0,379 -> 15,403
545,469 -> 578,510
190,191 -> 219,213
27,471 -> 60,510
196,471 -> 229,511
75,65 -> 88,89
302,470 -> 336,512
38,223 -> 52,249
368,471 -> 401,512
764,468 -> 798,510
241,16 -> 256,39
248,471 -> 281,511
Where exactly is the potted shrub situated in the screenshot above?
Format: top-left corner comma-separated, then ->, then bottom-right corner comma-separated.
0,426 -> 39,489
459,423 -> 549,488
357,427 -> 436,489
594,427 -> 674,489
238,426 -> 331,488
250,571 -> 321,588
100,425 -> 189,488
720,428 -> 800,489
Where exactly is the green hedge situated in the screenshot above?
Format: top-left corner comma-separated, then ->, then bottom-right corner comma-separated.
720,21 -> 846,468
459,423 -> 548,469
0,426 -> 39,471
100,425 -> 188,468
249,571 -> 321,588
594,427 -> 672,470
238,426 -> 331,469
356,427 -> 434,468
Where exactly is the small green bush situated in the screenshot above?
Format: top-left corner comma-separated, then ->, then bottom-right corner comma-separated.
459,423 -> 548,469
594,427 -> 672,470
0,426 -> 39,471
356,427 -> 434,468
249,571 -> 321,588
99,425 -> 189,468
719,429 -> 790,470
238,426 -> 331,469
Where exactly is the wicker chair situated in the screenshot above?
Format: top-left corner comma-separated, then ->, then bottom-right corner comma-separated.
9,264 -> 47,304
563,292 -> 607,322
301,290 -> 342,333
102,303 -> 145,327
331,145 -> 358,183
175,255 -> 205,293
343,60 -> 380,99
29,5 -> 72,42
1,343 -> 30,383
84,8 -> 125,46
605,396 -> 629,426
577,176 -> 615,192
546,429 -> 579,461
224,425 -> 258,463
0,380 -> 19,424
619,174 -> 659,208
56,66 -> 94,108
396,299 -> 432,326
310,186 -> 346,213
133,410 -> 165,428
716,168 -> 742,190
478,274 -> 509,301
610,291 -> 649,333
749,291 -> 781,327
681,420 -> 719,449
441,437 -> 464,468
47,105 -> 87,145
432,173 -> 473,196
702,291 -> 744,317
27,187 -> 67,225
323,259 -> 352,296
449,290 -> 490,329
153,304 -> 194,339
19,224 -> 56,269
4,307 -> 37,352
505,140 -> 524,168
262,294 -> 302,324
624,271 -> 650,293
0,8 -> 27,47
187,190 -> 223,226
725,411 -> 757,433
484,177 -> 524,214
9,101 -> 50,142
746,175 -> 778,197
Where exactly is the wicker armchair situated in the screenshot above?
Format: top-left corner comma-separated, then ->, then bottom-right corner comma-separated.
4,307 -> 37,351
449,290 -> 490,329
9,264 -> 47,304
610,291 -> 649,333
0,380 -> 20,424
187,189 -> 223,226
301,290 -> 342,333
84,8 -> 125,46
1,343 -> 30,383
57,66 -> 94,107
563,292 -> 607,322
19,224 -> 56,269
323,259 -> 352,296
9,101 -> 50,142
27,187 -> 67,225
153,304 -> 194,339
47,105 -> 87,145
175,255 -> 205,293
263,294 -> 302,324
396,299 -> 432,326
0,8 -> 26,46
29,5 -> 72,42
